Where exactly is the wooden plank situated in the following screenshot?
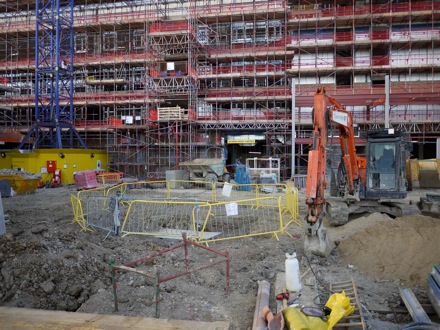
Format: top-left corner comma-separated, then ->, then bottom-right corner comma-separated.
334,322 -> 364,327
369,305 -> 437,315
113,264 -> 154,277
158,106 -> 184,120
0,307 -> 230,330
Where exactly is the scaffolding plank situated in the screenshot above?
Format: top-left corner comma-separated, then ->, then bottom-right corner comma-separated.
0,307 -> 230,330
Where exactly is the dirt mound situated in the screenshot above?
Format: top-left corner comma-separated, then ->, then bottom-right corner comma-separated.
328,212 -> 392,243
338,214 -> 440,286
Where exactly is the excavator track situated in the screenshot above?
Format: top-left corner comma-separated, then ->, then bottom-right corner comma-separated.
325,198 -> 421,226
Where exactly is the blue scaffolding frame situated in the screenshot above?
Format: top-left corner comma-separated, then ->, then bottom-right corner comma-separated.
19,0 -> 86,149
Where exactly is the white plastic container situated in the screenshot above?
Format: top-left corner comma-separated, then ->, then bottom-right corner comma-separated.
285,252 -> 302,292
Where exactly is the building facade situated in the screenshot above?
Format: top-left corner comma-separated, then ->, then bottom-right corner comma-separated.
0,0 -> 439,180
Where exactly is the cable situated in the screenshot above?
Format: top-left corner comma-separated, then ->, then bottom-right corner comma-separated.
302,252 -> 332,294
400,321 -> 440,330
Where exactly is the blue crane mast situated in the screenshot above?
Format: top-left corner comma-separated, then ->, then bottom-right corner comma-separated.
18,0 -> 86,149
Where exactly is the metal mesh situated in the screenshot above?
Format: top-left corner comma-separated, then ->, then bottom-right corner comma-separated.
196,197 -> 282,243
121,199 -> 207,239
86,195 -> 121,237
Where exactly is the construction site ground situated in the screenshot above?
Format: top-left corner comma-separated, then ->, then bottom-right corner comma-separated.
0,184 -> 439,329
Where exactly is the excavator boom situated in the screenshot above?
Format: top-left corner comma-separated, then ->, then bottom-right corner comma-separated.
305,88 -> 362,224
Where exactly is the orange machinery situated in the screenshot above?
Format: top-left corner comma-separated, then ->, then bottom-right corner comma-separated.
304,87 -> 412,256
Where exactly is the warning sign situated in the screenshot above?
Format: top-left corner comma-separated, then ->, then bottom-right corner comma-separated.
227,139 -> 256,144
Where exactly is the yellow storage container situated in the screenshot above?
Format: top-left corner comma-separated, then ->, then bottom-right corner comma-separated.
0,175 -> 40,195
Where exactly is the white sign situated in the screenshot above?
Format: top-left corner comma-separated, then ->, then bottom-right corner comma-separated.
125,116 -> 133,124
225,203 -> 238,216
222,183 -> 232,197
332,110 -> 349,127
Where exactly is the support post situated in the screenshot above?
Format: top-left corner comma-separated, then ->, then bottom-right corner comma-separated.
385,75 -> 390,129
291,78 -> 296,177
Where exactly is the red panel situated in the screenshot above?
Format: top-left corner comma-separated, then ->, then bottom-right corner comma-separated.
335,31 -> 353,42
371,30 -> 389,40
335,57 -> 353,67
46,160 -> 57,173
372,56 -> 389,66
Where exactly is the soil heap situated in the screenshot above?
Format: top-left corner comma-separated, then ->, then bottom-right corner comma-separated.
338,214 -> 440,286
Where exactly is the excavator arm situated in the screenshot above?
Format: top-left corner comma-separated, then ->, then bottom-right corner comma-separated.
304,87 -> 364,256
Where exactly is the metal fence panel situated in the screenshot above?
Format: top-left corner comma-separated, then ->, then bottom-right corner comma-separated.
121,200 -> 208,240
86,195 -> 121,238
196,197 -> 283,243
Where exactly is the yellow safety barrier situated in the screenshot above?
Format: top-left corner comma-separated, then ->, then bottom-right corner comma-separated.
69,194 -> 89,232
70,180 -> 300,240
196,196 -> 285,244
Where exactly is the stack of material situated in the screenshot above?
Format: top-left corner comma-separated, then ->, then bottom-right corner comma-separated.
73,170 -> 98,190
427,265 -> 440,319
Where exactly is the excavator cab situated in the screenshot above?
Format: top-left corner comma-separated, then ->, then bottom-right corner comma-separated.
364,130 -> 410,200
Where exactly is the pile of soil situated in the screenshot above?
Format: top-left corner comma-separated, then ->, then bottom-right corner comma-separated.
338,214 -> 440,286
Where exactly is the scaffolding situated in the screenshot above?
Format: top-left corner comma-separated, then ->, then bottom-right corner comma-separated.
0,0 -> 439,178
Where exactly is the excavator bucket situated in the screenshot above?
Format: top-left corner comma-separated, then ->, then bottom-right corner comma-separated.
304,222 -> 335,257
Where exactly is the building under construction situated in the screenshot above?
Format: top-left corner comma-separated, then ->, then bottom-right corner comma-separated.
0,0 -> 439,180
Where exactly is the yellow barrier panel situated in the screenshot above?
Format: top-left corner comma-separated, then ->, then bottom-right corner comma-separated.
105,182 -> 128,198
196,196 -> 284,244
69,194 -> 89,232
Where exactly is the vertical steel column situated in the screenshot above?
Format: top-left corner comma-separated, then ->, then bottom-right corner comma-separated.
385,75 -> 390,129
291,78 -> 296,177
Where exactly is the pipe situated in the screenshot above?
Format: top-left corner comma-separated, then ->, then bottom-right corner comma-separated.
252,280 -> 270,330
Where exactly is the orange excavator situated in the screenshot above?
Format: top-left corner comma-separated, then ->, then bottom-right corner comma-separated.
304,87 -> 414,256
